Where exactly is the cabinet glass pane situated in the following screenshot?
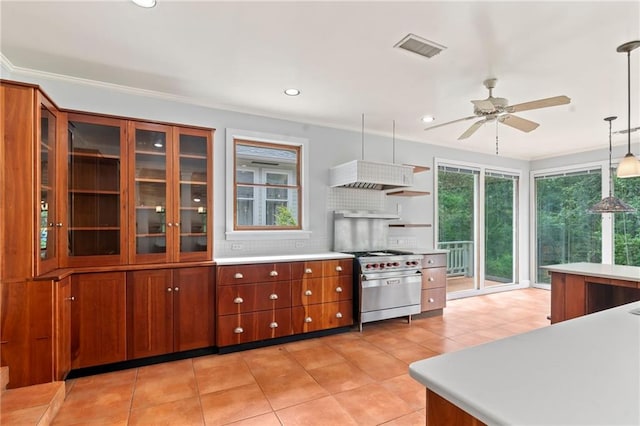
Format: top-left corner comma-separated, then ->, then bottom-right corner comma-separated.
179,133 -> 207,253
67,120 -> 121,257
40,105 -> 56,260
135,129 -> 167,255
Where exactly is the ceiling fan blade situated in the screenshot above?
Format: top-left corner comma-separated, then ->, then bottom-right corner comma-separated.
499,114 -> 539,132
507,95 -> 570,113
613,126 -> 640,135
458,119 -> 487,139
424,115 -> 477,132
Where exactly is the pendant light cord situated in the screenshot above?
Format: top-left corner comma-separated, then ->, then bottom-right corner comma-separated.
626,50 -> 632,155
393,119 -> 396,164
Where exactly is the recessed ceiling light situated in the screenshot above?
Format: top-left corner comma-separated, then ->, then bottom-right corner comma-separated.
284,88 -> 301,96
132,0 -> 156,8
421,115 -> 435,123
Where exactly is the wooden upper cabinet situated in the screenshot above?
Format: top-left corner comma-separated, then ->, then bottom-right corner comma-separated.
63,113 -> 128,267
128,123 -> 213,264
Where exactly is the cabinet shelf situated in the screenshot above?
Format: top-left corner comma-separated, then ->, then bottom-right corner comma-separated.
70,151 -> 120,160
179,153 -> 207,160
389,223 -> 432,228
404,164 -> 430,173
135,178 -> 167,184
179,180 -> 207,185
136,150 -> 166,156
386,190 -> 431,197
69,189 -> 120,195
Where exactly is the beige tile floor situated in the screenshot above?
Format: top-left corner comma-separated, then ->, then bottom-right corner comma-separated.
52,288 -> 550,425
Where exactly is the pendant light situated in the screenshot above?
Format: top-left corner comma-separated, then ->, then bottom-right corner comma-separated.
615,40 -> 640,178
589,116 -> 635,214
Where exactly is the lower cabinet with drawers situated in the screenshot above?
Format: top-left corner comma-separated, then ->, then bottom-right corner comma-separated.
420,253 -> 447,313
216,258 -> 353,347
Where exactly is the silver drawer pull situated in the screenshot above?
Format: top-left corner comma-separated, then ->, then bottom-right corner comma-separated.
270,270 -> 278,277
65,296 -> 75,301
305,317 -> 313,323
335,266 -> 343,272
428,277 -> 435,282
335,286 -> 343,293
269,293 -> 278,300
335,312 -> 343,319
167,287 -> 172,292
234,273 -> 244,279
305,268 -> 313,274
233,297 -> 244,304
428,298 -> 435,303
427,259 -> 434,264
304,290 -> 312,296
174,287 -> 179,291
269,322 -> 278,328
234,327 -> 244,334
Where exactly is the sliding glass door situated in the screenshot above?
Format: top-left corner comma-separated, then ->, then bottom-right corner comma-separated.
437,163 -> 520,295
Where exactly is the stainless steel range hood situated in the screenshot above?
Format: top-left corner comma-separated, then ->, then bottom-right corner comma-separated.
329,160 -> 414,190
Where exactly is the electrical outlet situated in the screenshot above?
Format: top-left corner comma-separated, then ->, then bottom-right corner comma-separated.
231,243 -> 243,250
295,241 -> 305,248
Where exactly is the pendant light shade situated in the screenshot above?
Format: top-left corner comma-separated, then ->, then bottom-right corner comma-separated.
589,116 -> 635,214
615,40 -> 640,178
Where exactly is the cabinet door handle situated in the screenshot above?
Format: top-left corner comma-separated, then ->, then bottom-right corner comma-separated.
65,296 -> 75,301
167,223 -> 173,227
428,298 -> 435,303
234,327 -> 244,334
428,277 -> 435,282
174,223 -> 180,227
56,222 -> 63,227
167,287 -> 173,292
427,259 -> 434,264
305,317 -> 313,323
335,312 -> 343,319
335,266 -> 343,272
174,287 -> 179,292
48,222 -> 55,227
335,286 -> 343,293
269,270 -> 278,277
234,273 -> 244,279
304,290 -> 312,296
269,293 -> 278,300
233,297 -> 244,304
304,268 -> 313,274
269,322 -> 278,329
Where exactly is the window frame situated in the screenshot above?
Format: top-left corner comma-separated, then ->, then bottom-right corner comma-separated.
225,128 -> 310,240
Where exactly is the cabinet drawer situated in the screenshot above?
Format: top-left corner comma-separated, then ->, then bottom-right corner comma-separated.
421,288 -> 446,311
324,275 -> 353,300
217,264 -> 292,285
217,308 -> 292,346
422,254 -> 446,269
291,261 -> 325,279
217,281 -> 291,315
322,259 -> 353,277
422,267 -> 446,289
292,300 -> 353,333
291,278 -> 325,306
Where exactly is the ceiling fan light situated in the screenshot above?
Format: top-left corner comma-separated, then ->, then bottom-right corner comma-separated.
616,153 -> 640,178
131,0 -> 156,7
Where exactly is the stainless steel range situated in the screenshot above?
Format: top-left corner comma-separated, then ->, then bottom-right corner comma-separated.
355,250 -> 423,331
333,211 -> 424,331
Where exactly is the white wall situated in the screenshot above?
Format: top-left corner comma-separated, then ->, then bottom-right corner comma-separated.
4,73 -> 531,282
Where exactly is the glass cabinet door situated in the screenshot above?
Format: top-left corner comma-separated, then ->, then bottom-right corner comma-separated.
176,128 -> 211,260
37,97 -> 58,274
66,114 -> 126,266
132,123 -> 171,262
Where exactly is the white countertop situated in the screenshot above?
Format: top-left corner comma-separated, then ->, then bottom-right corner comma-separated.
214,252 -> 353,265
410,248 -> 448,255
542,262 -> 640,282
409,301 -> 640,425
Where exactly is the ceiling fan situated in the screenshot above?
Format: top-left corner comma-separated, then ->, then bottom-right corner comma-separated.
425,78 -> 571,140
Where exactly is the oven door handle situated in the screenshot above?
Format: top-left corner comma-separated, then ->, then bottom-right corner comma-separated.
361,272 -> 421,281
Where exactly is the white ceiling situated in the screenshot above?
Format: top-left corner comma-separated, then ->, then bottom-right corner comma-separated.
1,1 -> 639,160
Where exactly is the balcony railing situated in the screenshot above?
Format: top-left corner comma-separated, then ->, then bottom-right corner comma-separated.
437,241 -> 473,277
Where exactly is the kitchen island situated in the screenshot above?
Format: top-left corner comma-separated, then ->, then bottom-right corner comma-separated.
543,262 -> 640,323
409,300 -> 640,425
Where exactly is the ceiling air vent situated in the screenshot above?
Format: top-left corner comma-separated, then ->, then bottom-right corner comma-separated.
394,33 -> 446,59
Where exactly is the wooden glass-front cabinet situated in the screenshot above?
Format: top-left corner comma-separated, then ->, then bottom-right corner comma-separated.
129,123 -> 212,264
64,113 -> 127,267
